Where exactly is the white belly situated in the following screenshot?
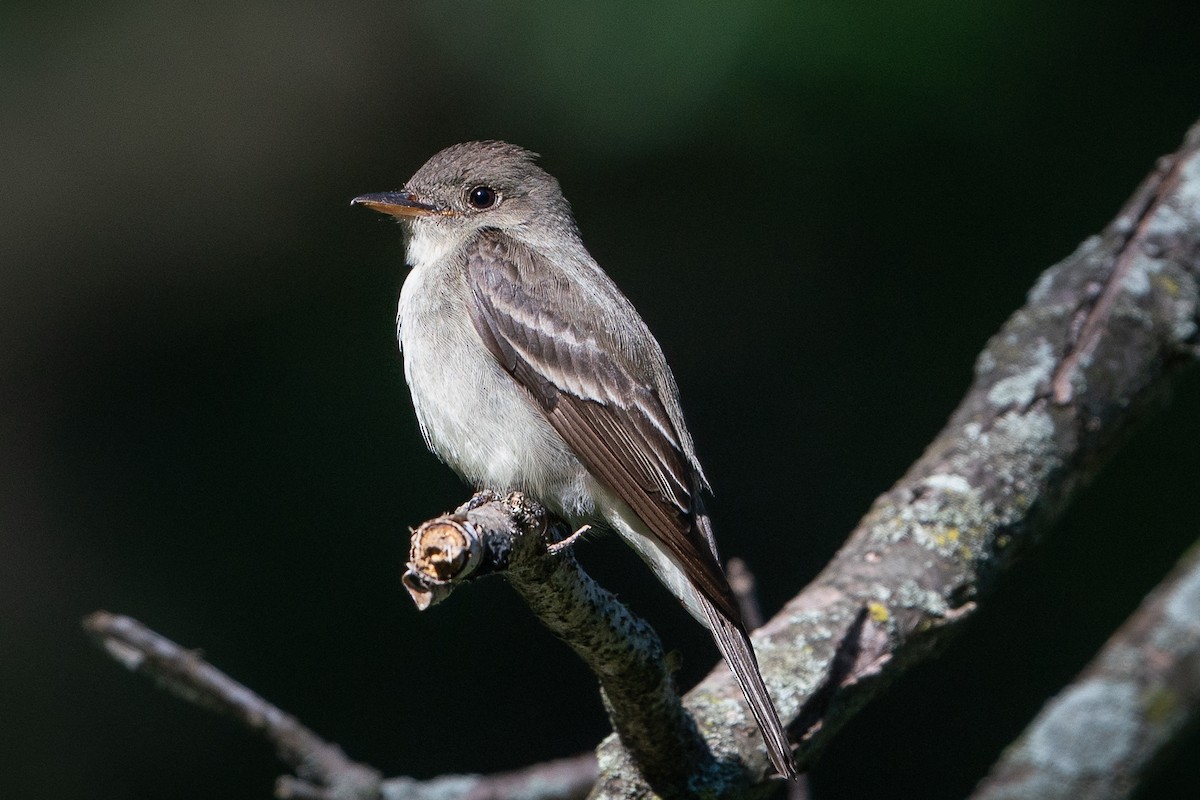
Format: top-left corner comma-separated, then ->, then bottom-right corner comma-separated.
396,259 -> 595,518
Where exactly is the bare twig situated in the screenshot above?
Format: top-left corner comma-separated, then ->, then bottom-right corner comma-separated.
83,611 -> 599,800
968,539 -> 1200,800
83,611 -> 382,799
725,558 -> 765,633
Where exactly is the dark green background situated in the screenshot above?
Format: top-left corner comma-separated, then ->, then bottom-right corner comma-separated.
3,3 -> 1199,798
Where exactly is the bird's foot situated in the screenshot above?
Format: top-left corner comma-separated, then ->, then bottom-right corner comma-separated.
547,524 -> 591,554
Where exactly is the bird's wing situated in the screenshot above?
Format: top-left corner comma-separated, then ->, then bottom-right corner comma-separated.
463,229 -> 740,622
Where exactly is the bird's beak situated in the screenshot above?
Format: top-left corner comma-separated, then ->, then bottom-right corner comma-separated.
351,190 -> 446,218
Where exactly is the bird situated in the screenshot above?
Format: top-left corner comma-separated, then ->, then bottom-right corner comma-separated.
353,140 -> 795,778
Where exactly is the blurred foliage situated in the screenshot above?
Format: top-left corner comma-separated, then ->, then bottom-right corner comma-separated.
2,2 -> 1199,798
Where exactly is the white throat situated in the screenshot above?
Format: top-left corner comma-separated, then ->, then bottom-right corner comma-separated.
406,222 -> 465,270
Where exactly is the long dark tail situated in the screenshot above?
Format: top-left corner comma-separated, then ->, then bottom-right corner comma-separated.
699,592 -> 797,779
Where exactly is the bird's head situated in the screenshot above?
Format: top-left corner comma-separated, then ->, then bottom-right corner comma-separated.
353,141 -> 575,243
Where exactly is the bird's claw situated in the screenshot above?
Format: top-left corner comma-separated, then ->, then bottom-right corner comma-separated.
547,524 -> 591,554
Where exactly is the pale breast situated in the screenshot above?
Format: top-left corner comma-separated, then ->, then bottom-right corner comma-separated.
396,259 -> 594,517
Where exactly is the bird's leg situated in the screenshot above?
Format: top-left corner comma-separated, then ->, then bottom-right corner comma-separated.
547,524 -> 591,554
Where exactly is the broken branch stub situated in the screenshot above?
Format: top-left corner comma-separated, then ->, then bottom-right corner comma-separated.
401,491 -> 559,610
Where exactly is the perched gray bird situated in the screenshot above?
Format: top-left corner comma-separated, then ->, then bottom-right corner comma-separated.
353,141 -> 795,778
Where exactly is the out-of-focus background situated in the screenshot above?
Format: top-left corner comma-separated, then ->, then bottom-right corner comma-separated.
3,3 -> 1199,798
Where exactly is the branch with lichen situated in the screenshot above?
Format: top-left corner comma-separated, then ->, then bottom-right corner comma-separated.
967,538 -> 1200,800
586,119 -> 1200,797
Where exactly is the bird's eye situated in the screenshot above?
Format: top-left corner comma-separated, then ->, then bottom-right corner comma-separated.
466,185 -> 499,209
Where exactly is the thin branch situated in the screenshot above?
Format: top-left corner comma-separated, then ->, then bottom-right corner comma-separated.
968,539 -> 1200,800
83,611 -> 382,797
83,611 -> 597,800
726,558 -> 766,633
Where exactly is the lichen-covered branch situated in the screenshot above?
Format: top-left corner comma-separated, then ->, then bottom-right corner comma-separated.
589,122 -> 1200,797
377,753 -> 597,800
967,539 -> 1200,800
